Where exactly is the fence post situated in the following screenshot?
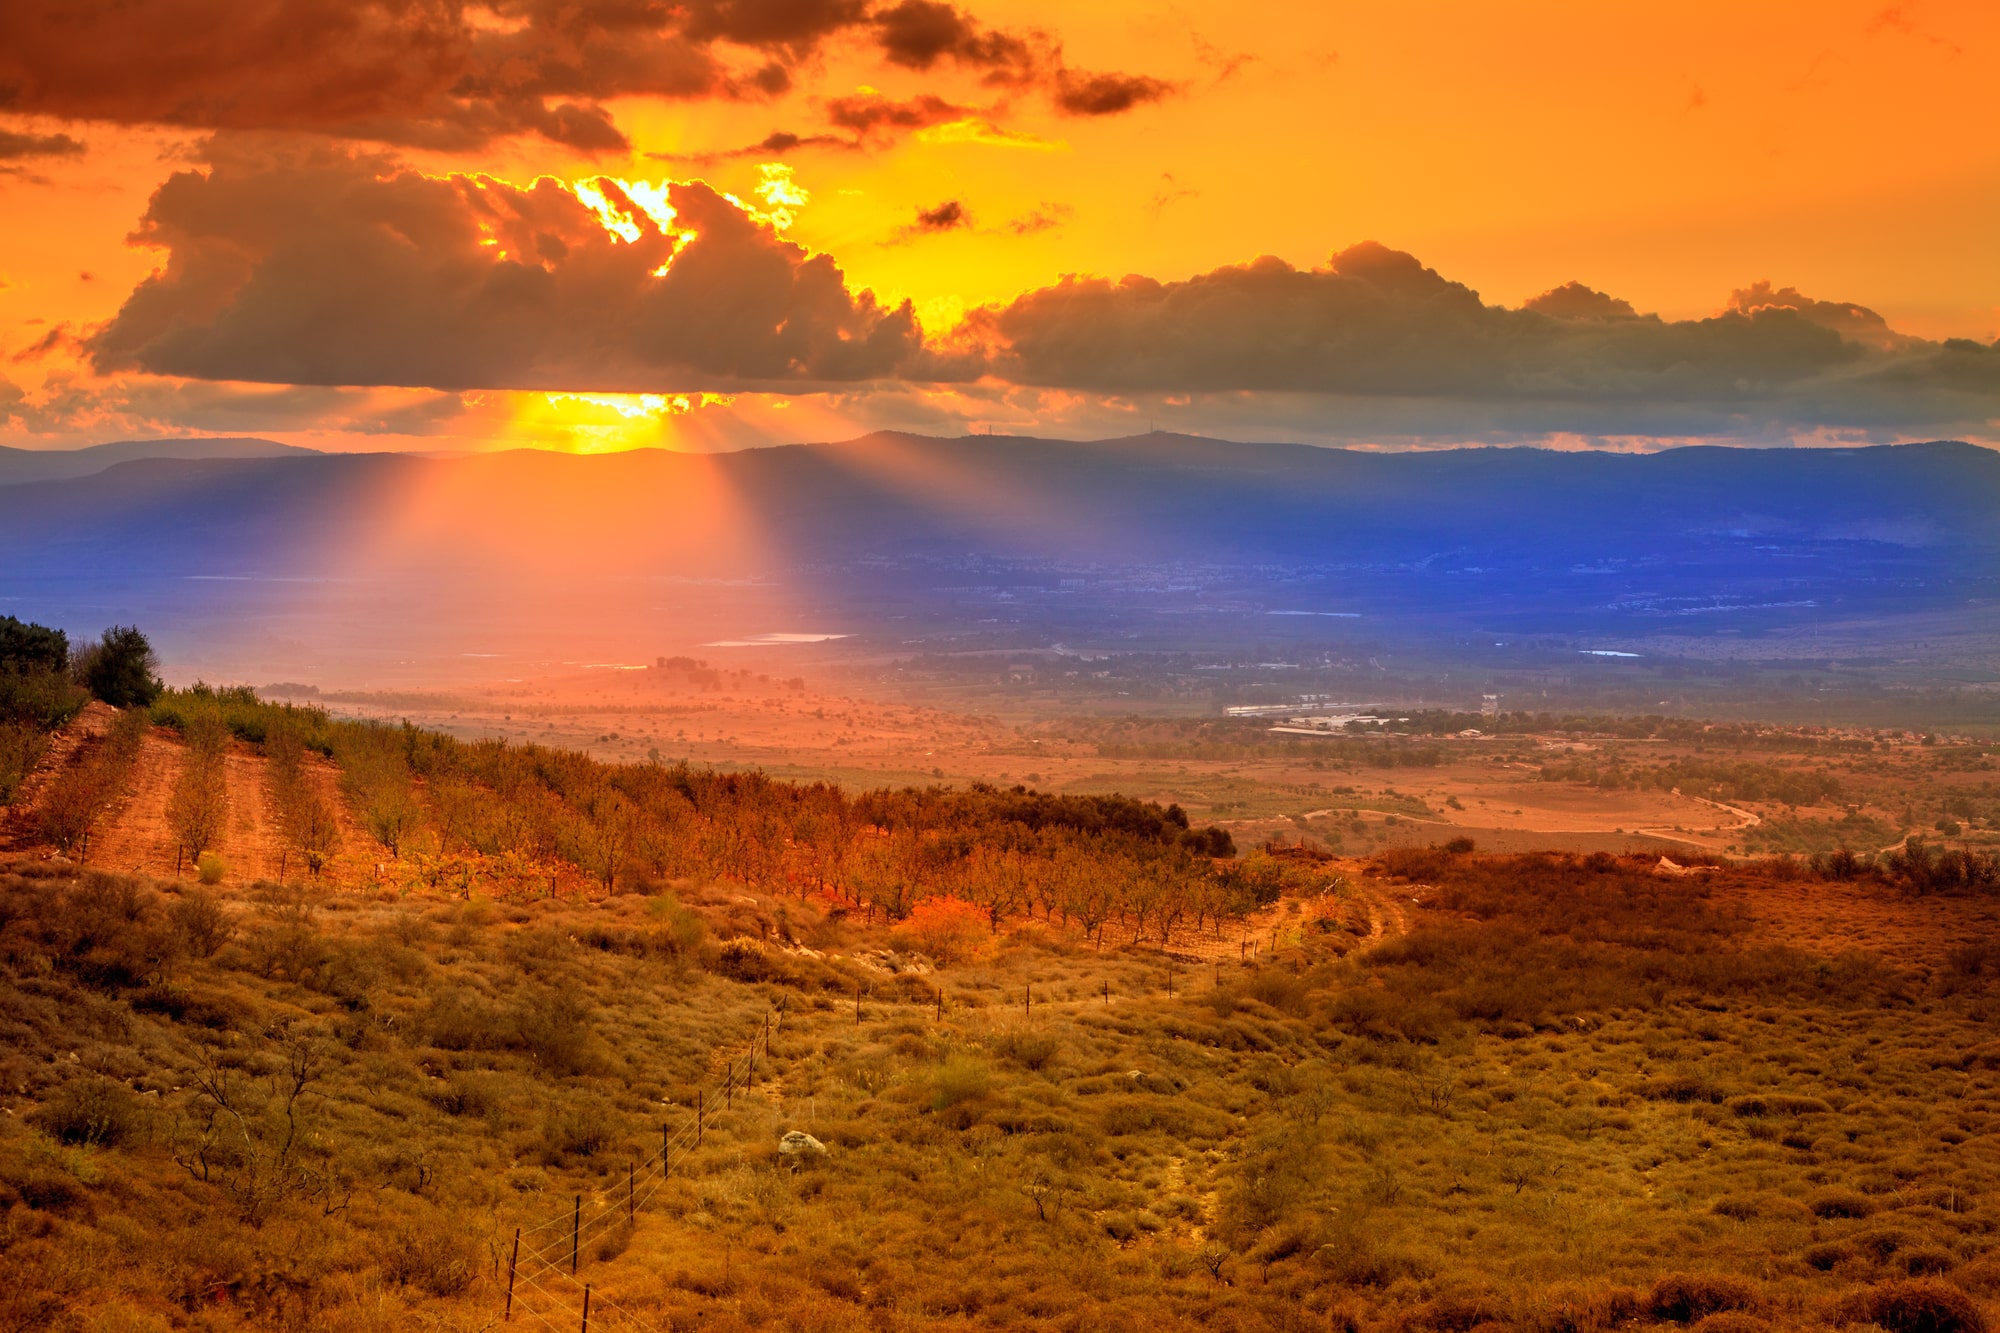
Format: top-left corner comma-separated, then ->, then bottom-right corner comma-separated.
1024,985 -> 1031,1019
505,1227 -> 519,1321
855,982 -> 862,1024
571,1194 -> 581,1274
581,1283 -> 591,1332
725,1059 -> 734,1109
628,1162 -> 635,1223
1103,979 -> 1109,1006
936,986 -> 943,1020
697,1090 -> 705,1146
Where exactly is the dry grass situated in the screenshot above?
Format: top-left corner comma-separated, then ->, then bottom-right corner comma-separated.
0,842 -> 1996,1331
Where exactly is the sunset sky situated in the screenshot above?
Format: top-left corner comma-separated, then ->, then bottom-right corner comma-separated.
2,0 -> 1996,454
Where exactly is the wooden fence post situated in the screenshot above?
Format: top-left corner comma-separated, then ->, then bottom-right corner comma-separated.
571,1194 -> 581,1275
581,1283 -> 591,1332
628,1162 -> 635,1223
505,1227 -> 519,1321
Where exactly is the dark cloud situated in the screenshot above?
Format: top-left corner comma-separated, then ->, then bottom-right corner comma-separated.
0,0 -> 1174,154
88,142 -> 922,392
872,0 -> 1039,83
0,128 -> 84,159
824,90 -> 972,137
951,241 -> 2000,434
1052,69 -> 1175,116
913,200 -> 968,231
648,129 -> 855,164
679,0 -> 870,52
0,0 -> 1089,151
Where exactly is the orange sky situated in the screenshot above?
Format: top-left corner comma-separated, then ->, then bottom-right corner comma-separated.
1,0 -> 1996,453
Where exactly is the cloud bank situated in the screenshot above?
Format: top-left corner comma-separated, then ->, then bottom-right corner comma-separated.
0,0 -> 1173,152
81,151 -> 2000,443
89,143 -> 922,392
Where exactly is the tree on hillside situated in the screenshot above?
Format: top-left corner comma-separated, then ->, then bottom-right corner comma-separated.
75,626 -> 162,708
0,616 -> 69,675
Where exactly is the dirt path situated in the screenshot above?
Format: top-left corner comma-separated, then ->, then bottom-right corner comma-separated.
85,724 -> 188,878
0,702 -> 113,854
221,746 -> 290,883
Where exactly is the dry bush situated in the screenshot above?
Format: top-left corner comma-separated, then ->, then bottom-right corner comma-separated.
384,1210 -> 478,1297
169,889 -> 232,956
31,1075 -> 144,1147
1836,1280 -> 1986,1333
1809,1188 -> 1878,1219
1691,1314 -> 1770,1333
1647,1273 -> 1760,1323
993,1030 -> 1061,1071
540,1097 -> 620,1161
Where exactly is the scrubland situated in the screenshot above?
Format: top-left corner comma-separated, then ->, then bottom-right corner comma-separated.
3,836 -> 1999,1331
3,680 -> 2000,1332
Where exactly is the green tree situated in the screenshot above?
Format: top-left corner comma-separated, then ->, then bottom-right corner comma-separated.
0,615 -> 69,675
77,625 -> 162,708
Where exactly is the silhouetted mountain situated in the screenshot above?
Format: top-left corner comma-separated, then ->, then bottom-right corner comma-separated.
0,436 -> 316,486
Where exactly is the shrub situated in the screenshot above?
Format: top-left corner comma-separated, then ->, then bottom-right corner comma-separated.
196,852 -> 226,885
542,1099 -> 618,1160
1809,1188 -> 1877,1219
1691,1315 -> 1769,1333
516,989 -> 596,1076
1837,1280 -> 1986,1333
930,1053 -> 992,1112
1647,1273 -> 1759,1323
995,1030 -> 1061,1072
901,896 -> 989,966
170,890 -> 232,956
31,1077 -> 142,1147
385,1212 -> 478,1297
1905,1249 -> 1960,1278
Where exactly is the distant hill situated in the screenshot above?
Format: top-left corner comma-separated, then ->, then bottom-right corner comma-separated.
0,433 -> 1995,683
0,436 -> 317,486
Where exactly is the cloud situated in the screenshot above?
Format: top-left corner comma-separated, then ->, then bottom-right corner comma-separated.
911,199 -> 968,231
872,0 -> 1040,83
948,241 -> 2000,436
649,129 -> 855,164
1052,70 -> 1175,116
0,0 -> 1148,151
1522,281 -> 1638,321
1724,280 -> 1914,351
88,140 -> 923,393
0,128 -> 84,159
824,90 -> 972,138
0,0 -> 1177,155
887,197 -> 1068,244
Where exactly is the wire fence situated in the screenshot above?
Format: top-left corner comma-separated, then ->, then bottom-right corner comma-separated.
499,1002 -> 786,1330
